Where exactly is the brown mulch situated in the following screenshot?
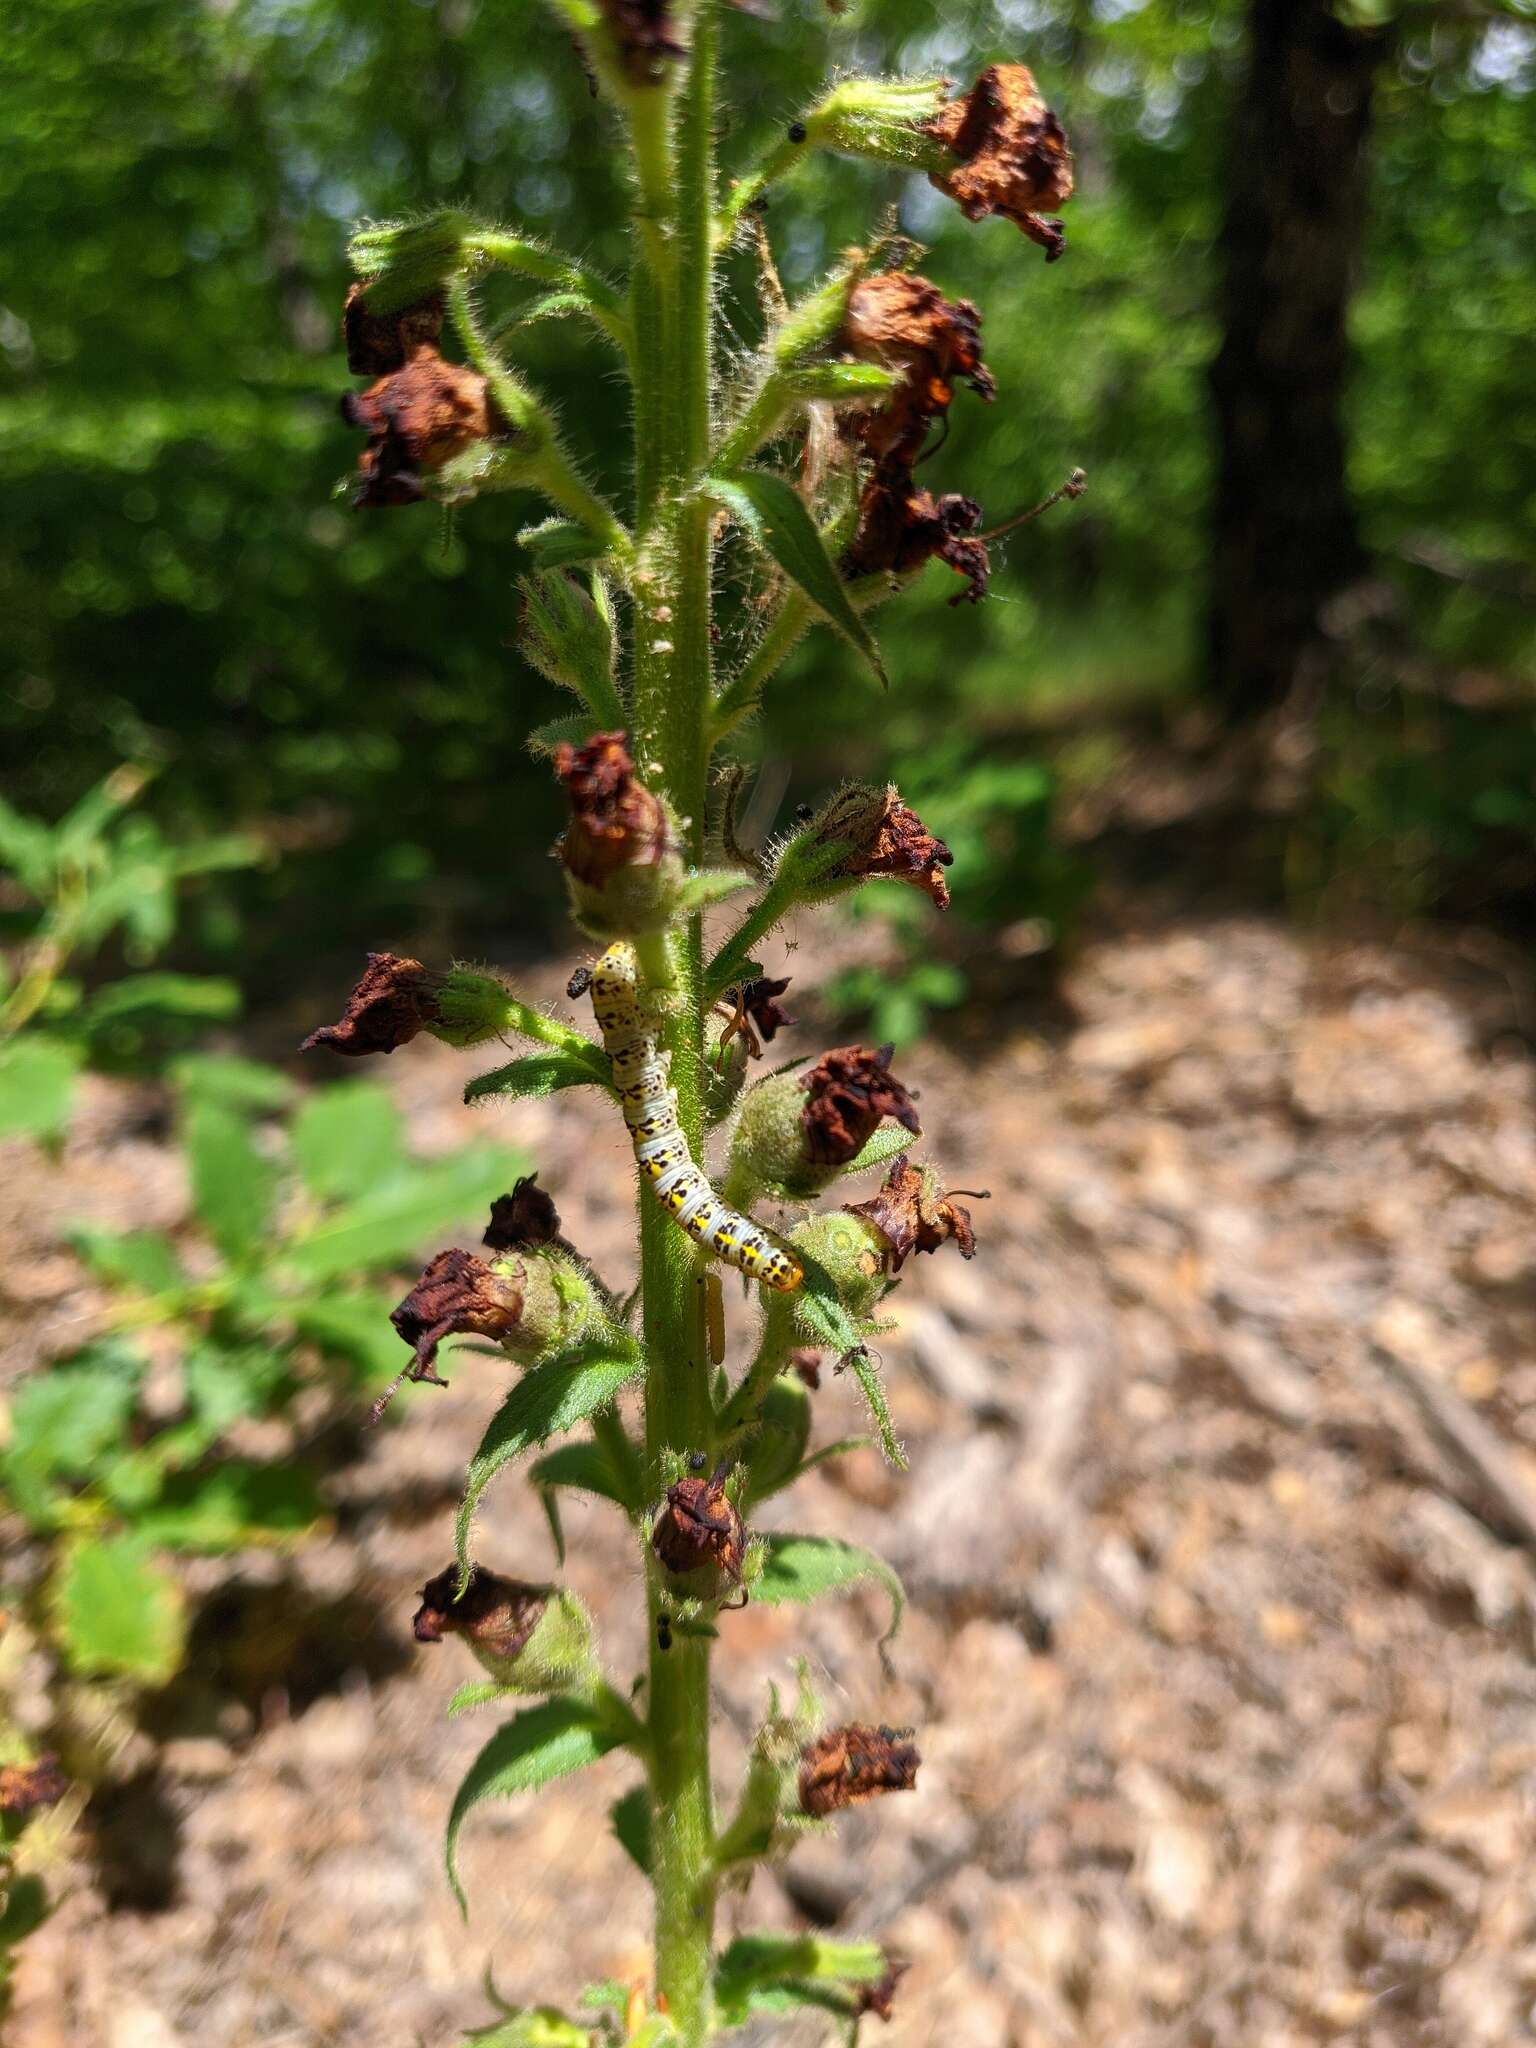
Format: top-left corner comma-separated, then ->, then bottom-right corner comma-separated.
6,892 -> 1536,2048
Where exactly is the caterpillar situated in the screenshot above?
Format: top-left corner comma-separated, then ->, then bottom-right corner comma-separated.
574,941 -> 804,1292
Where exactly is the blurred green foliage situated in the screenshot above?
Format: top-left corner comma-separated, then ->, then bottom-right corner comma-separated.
2,1055 -> 526,1687
1,0 -> 1533,971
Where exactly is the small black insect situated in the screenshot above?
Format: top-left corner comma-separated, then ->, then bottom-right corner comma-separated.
656,1612 -> 673,1652
787,120 -> 808,144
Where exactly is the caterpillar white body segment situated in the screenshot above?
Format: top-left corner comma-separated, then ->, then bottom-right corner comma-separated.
587,942 -> 803,1292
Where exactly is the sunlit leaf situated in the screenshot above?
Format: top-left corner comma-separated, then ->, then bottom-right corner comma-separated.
52,1534 -> 185,1684
705,471 -> 885,685
463,1048 -> 610,1105
0,1037 -> 80,1145
754,1533 -> 904,1652
290,1080 -> 405,1203
183,1096 -> 276,1259
446,1697 -> 621,1912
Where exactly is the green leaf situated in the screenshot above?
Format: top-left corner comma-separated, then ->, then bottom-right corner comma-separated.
83,972 -> 241,1033
841,1348 -> 904,1471
0,1037 -> 80,1144
170,1053 -> 294,1114
446,1698 -> 621,1912
448,1680 -> 522,1719
290,1081 -> 406,1203
133,1461 -> 324,1551
715,1934 -> 886,2025
67,1225 -> 184,1297
283,1145 -> 526,1284
182,1097 -> 277,1260
842,1124 -> 919,1178
460,2013 -> 596,2047
5,1347 -> 144,1520
0,793 -> 60,897
609,1784 -> 652,1876
52,1534 -> 185,1684
705,471 -> 885,685
755,1534 -> 904,1653
182,1343 -> 291,1435
791,1247 -> 906,1469
527,1438 -> 632,1511
455,1341 -> 644,1575
525,713 -> 595,758
464,1048 -> 609,1105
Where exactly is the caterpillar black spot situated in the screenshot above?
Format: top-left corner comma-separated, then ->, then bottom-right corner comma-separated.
587,941 -> 803,1292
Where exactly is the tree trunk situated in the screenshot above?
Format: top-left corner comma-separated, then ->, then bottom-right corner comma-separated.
1207,0 -> 1384,718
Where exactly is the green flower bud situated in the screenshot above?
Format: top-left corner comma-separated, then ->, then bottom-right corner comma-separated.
347,210 -> 474,313
740,1372 -> 812,1508
804,76 -> 950,171
730,1044 -> 921,1202
790,1211 -> 889,1320
517,568 -> 617,713
413,1566 -> 599,1696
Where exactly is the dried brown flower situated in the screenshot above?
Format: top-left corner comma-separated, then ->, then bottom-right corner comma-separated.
843,465 -> 990,608
855,1960 -> 909,2024
0,1754 -> 68,1817
484,1175 -> 563,1251
342,282 -> 445,377
798,1723 -> 920,1817
802,1044 -> 922,1167
817,785 -> 954,908
599,0 -> 686,84
554,729 -> 670,885
740,974 -> 796,1045
840,273 -> 994,466
389,1248 -> 525,1385
652,1464 -> 746,1584
300,951 -> 441,1057
845,1154 -> 978,1270
925,64 -> 1074,260
412,1562 -> 548,1662
342,349 -> 500,510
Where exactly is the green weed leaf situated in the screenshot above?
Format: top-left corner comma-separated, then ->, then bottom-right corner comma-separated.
133,1460 -> 324,1551
68,1226 -> 184,1297
52,1534 -> 185,1684
0,1038 -> 81,1145
446,1697 -> 622,1912
705,471 -> 885,685
609,1784 -> 652,1876
464,1048 -> 609,1106
290,1080 -> 405,1203
283,1144 -> 526,1284
183,1096 -> 277,1260
755,1533 -> 904,1653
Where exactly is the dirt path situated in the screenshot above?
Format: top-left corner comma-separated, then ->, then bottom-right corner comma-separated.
7,897 -> 1536,2047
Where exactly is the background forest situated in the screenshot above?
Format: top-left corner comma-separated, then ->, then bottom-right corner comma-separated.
5,2 -> 1536,2045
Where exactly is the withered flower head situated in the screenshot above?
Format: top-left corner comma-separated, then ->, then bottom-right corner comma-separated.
855,1960 -> 909,2024
341,349 -> 500,510
554,729 -> 670,886
484,1175 -> 563,1251
599,0 -> 686,83
840,272 -> 994,466
0,1754 -> 68,1817
652,1464 -> 746,1584
389,1248 -> 525,1384
843,465 -> 990,608
740,974 -> 796,1045
412,1562 -> 548,1661
789,1347 -> 823,1390
300,951 -> 442,1057
342,281 -> 445,377
845,1154 -> 979,1270
803,1044 -> 922,1167
798,1723 -> 920,1817
925,64 -> 1075,260
817,785 -> 955,908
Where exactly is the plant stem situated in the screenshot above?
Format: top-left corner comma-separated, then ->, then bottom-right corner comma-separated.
626,7 -> 722,2039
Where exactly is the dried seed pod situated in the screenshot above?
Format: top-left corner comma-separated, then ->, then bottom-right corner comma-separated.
341,349 -> 501,509
798,1723 -> 920,1817
389,1249 -> 527,1384
652,1464 -> 746,1587
925,64 -> 1074,260
845,1154 -> 980,1270
780,783 -> 954,909
839,272 -> 994,467
738,975 -> 796,1047
342,281 -> 445,377
0,1754 -> 68,1817
483,1175 -> 563,1251
843,465 -> 991,608
803,1044 -> 921,1167
412,1564 -> 598,1693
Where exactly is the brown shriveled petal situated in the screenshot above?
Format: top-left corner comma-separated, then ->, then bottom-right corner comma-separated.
789,1347 -> 823,1390
341,349 -> 500,511
840,273 -> 994,467
554,729 -> 669,885
389,1248 -> 524,1383
843,463 -> 990,611
599,0 -> 686,84
300,951 -> 442,1057
740,974 -> 796,1044
802,1044 -> 921,1168
342,281 -> 445,378
0,1755 -> 68,1817
855,1960 -> 909,2024
412,1562 -> 548,1660
652,1467 -> 746,1583
845,1153 -> 978,1271
925,63 -> 1075,261
820,784 -> 954,909
798,1723 -> 920,1817
483,1175 -> 563,1251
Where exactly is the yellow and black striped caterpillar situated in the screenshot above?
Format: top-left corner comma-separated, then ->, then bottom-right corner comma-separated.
575,941 -> 803,1292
